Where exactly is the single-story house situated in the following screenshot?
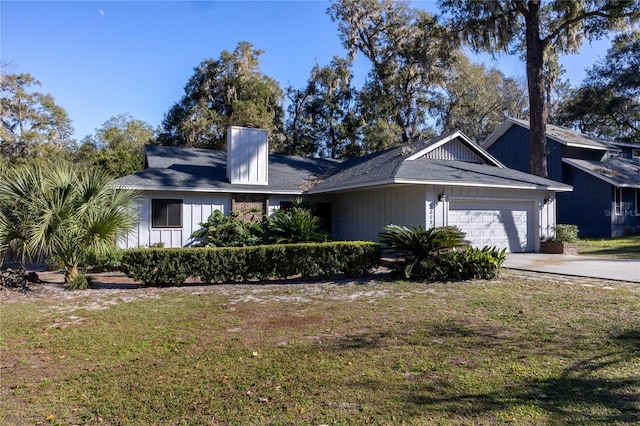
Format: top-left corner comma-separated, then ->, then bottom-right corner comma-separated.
114,126 -> 571,252
483,118 -> 640,237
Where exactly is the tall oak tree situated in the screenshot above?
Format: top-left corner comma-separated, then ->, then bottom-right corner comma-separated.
439,0 -> 640,177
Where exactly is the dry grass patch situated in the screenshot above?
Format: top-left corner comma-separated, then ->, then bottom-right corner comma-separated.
1,273 -> 639,425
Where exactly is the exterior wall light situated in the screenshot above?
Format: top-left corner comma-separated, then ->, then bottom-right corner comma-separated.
439,193 -> 447,202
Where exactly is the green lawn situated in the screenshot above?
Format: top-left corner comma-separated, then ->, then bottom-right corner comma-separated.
1,274 -> 639,425
578,235 -> 640,259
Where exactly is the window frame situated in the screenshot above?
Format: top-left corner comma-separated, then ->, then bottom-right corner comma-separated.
614,187 -> 622,216
151,198 -> 183,229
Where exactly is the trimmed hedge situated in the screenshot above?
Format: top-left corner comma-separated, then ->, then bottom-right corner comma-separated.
121,242 -> 381,286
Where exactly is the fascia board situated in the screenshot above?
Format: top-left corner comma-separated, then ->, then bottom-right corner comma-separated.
305,179 -> 396,194
392,178 -> 573,192
113,184 -> 304,195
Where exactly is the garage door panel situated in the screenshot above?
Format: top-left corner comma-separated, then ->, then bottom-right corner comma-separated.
449,201 -> 533,253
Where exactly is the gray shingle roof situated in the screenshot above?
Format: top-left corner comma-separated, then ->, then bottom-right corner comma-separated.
484,118 -> 617,151
115,134 -> 571,195
307,133 -> 571,193
563,157 -> 640,188
114,145 -> 340,194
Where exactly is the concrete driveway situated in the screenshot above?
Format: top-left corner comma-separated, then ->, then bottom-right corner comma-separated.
505,253 -> 640,283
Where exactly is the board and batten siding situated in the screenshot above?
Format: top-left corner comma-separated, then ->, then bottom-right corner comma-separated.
331,184 -> 554,252
331,185 -> 427,242
120,191 -> 232,249
422,138 -> 484,162
559,165 -> 612,237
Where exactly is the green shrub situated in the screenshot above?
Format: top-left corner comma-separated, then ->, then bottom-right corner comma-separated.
426,246 -> 507,281
67,273 -> 92,290
121,248 -> 192,286
190,210 -> 262,247
553,224 -> 579,242
121,242 -> 380,286
264,207 -> 328,244
83,246 -> 123,272
379,225 -> 468,279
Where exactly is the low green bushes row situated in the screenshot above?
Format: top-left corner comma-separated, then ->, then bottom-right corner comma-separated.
392,246 -> 506,281
121,241 -> 381,286
426,246 -> 507,281
379,224 -> 506,282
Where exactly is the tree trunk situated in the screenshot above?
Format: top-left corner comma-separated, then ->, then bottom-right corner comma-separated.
525,1 -> 548,178
65,263 -> 79,284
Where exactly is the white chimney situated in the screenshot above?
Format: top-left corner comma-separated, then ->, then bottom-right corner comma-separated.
226,126 -> 269,185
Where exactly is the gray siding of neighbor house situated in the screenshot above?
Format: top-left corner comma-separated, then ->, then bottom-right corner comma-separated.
559,165 -> 612,237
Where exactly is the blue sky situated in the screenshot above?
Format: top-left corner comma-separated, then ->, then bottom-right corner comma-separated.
1,1 -> 609,142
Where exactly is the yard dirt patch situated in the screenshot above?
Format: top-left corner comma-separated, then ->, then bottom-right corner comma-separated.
2,266 -> 639,308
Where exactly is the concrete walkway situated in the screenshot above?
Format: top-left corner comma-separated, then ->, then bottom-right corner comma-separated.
505,253 -> 640,283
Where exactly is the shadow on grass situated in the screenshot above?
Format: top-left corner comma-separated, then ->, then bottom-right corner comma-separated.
404,374 -> 639,424
578,236 -> 640,259
406,334 -> 640,423
578,246 -> 640,259
332,323 -> 640,424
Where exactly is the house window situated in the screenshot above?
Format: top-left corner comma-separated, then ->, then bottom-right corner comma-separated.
614,187 -> 622,216
633,149 -> 640,160
152,199 -> 182,228
279,201 -> 294,211
636,189 -> 639,215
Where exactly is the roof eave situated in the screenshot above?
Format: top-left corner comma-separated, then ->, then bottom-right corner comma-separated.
393,178 -> 572,192
113,184 -> 305,195
564,142 -> 614,151
307,177 -> 572,194
305,179 -> 396,194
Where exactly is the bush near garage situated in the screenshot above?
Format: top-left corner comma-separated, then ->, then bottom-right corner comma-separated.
379,224 -> 506,281
425,246 -> 507,281
121,242 -> 381,287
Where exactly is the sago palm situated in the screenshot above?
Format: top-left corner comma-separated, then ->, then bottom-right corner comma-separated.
0,163 -> 138,283
379,224 -> 468,278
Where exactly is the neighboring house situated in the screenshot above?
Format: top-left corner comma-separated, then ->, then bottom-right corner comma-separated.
483,118 -> 640,237
114,126 -> 571,252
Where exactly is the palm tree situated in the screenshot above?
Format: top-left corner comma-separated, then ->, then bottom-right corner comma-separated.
0,162 -> 138,283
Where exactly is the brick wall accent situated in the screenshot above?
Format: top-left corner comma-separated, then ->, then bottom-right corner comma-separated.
232,194 -> 267,223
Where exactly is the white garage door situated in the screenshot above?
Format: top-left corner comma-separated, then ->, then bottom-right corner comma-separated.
448,201 -> 533,252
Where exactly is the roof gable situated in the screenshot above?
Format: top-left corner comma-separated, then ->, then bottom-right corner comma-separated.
406,131 -> 504,167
